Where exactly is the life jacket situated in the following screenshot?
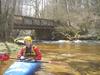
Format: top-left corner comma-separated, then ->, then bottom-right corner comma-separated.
24,46 -> 35,57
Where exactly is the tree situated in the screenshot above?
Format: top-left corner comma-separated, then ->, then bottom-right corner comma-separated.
39,0 -> 100,38
0,0 -> 1,14
0,0 -> 16,41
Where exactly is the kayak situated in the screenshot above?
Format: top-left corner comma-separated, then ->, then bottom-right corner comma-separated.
3,60 -> 41,75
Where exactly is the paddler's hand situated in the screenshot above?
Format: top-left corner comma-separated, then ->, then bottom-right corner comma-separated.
17,55 -> 21,59
20,56 -> 25,60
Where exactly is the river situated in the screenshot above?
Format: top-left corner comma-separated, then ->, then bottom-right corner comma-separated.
1,40 -> 100,75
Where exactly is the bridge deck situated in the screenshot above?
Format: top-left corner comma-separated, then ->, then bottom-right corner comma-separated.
14,15 -> 56,29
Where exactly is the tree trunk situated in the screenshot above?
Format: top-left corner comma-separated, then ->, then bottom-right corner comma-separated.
35,0 -> 40,18
0,0 -> 16,41
65,0 -> 72,27
0,0 -> 1,14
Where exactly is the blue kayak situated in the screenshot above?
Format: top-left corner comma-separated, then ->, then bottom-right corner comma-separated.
3,60 -> 41,75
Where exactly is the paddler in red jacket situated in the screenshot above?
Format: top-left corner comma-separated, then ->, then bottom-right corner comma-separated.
17,36 -> 42,61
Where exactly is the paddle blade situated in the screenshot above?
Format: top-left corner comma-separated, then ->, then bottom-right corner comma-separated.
0,53 -> 9,61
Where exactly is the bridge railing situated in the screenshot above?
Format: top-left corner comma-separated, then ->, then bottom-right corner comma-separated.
14,15 -> 55,27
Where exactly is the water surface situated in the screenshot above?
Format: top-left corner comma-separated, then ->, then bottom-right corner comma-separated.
1,40 -> 100,75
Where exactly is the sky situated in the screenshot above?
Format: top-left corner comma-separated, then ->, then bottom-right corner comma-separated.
19,0 -> 48,17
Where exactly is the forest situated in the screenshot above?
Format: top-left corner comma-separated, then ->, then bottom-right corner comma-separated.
0,1 -> 100,75
0,0 -> 100,41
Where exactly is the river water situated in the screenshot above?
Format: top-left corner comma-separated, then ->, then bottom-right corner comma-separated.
1,40 -> 100,75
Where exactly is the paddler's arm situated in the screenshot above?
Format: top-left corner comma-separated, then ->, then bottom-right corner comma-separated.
17,47 -> 25,58
33,45 -> 42,60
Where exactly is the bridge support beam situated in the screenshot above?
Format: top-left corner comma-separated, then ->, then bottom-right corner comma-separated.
35,29 -> 53,40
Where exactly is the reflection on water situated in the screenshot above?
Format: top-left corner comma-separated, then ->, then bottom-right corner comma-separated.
1,40 -> 100,75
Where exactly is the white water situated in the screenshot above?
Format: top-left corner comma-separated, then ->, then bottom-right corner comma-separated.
41,40 -> 100,44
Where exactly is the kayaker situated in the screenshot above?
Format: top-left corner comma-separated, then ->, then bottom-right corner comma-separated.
17,36 -> 42,61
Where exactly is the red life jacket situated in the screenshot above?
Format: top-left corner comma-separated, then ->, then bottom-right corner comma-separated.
17,46 -> 42,60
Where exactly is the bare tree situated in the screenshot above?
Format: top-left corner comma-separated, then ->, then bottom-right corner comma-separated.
0,0 -> 16,41
0,0 -> 1,14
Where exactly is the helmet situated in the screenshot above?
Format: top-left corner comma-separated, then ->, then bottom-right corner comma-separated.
24,36 -> 32,43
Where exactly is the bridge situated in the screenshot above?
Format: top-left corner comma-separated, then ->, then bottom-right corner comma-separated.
14,15 -> 56,29
13,15 -> 57,40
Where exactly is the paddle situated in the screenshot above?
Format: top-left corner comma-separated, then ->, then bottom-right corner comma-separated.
9,57 -> 67,66
10,57 -> 49,63
0,52 -> 9,61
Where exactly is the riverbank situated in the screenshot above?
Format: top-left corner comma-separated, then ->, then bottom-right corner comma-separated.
64,35 -> 100,41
